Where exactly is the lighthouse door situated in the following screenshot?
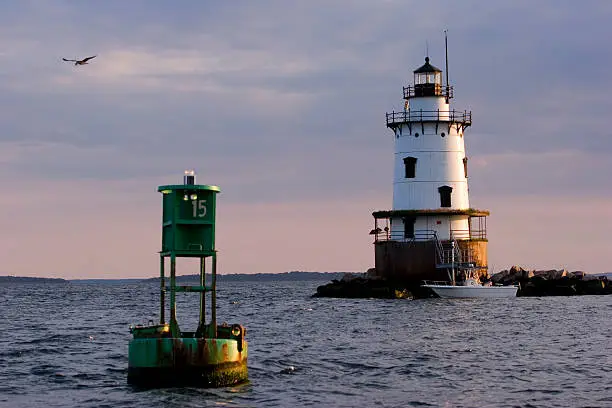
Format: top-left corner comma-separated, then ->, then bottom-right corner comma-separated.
403,217 -> 415,239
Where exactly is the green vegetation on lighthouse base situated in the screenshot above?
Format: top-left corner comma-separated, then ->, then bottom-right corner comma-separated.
127,170 -> 248,387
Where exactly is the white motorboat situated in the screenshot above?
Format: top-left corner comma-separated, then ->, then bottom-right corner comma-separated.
422,239 -> 519,298
422,278 -> 519,298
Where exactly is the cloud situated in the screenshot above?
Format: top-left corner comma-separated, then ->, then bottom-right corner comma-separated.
467,149 -> 612,198
2,175 -> 610,278
1,0 -> 612,276
0,176 -> 385,278
486,194 -> 612,274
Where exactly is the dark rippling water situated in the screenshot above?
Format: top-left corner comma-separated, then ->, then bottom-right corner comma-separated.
1,280 -> 610,408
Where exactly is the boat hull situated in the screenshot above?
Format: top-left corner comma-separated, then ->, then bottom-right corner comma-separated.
423,284 -> 518,298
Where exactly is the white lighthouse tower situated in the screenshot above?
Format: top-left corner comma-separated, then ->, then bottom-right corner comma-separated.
372,51 -> 489,284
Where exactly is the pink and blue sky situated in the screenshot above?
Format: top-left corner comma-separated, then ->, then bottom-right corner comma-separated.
1,0 -> 611,279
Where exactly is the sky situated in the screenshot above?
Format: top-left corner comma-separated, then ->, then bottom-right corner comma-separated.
1,0 -> 611,279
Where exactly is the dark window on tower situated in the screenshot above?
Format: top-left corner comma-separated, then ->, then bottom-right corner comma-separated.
438,186 -> 453,208
463,157 -> 468,178
403,217 -> 415,239
403,157 -> 417,178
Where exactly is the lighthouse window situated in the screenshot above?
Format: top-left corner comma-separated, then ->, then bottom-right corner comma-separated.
463,157 -> 468,178
403,217 -> 415,239
403,157 -> 417,178
438,186 -> 453,208
415,72 -> 441,85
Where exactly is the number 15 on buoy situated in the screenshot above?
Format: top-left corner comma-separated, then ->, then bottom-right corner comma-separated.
192,199 -> 207,217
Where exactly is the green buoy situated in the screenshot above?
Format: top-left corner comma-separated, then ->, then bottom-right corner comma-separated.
127,170 -> 248,387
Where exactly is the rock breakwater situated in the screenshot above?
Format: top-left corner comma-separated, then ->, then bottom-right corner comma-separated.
491,266 -> 611,296
313,267 -> 611,299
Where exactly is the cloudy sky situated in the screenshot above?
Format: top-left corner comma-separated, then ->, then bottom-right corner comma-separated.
1,0 -> 611,279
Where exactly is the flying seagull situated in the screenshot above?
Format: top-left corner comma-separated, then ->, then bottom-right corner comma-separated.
62,55 -> 97,66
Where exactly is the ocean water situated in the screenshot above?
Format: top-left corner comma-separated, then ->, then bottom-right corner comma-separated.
0,280 -> 610,408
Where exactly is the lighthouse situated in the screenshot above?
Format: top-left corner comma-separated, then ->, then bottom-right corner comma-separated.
371,52 -> 490,284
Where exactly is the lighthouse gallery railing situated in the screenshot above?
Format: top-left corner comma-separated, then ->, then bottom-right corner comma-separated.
403,85 -> 454,99
386,109 -> 472,127
374,228 -> 486,242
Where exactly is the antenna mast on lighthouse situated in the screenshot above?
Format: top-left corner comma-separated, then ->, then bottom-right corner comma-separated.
444,29 -> 450,104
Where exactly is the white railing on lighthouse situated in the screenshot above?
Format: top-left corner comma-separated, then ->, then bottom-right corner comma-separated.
386,109 -> 472,127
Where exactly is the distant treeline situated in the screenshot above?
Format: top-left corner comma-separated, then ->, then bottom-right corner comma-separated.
0,276 -> 69,284
3,271 -> 609,284
1,272 -> 350,284
144,271 -> 347,283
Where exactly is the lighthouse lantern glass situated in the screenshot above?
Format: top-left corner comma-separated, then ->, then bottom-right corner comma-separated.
415,72 -> 441,85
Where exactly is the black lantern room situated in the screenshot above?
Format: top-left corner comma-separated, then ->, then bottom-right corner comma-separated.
413,57 -> 443,97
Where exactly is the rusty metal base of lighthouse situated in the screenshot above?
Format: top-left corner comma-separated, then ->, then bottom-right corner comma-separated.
374,239 -> 488,284
371,209 -> 490,285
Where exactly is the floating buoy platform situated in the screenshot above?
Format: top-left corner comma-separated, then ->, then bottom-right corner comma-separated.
127,170 -> 248,387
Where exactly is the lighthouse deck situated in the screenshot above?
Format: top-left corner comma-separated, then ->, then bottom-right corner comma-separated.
371,229 -> 486,243
373,208 -> 489,218
386,109 -> 472,129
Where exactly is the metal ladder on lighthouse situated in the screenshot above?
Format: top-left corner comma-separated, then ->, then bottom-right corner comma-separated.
434,234 -> 477,284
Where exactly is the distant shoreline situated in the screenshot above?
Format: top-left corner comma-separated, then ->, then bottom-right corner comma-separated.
0,271 -> 348,284
0,276 -> 70,284
2,271 -> 610,284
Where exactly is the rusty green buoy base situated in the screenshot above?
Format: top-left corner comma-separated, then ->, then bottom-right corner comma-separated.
128,324 -> 248,388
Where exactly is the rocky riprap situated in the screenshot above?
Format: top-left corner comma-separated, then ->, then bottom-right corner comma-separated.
313,267 -> 612,299
490,266 -> 611,296
312,270 -> 438,299
312,272 -> 416,299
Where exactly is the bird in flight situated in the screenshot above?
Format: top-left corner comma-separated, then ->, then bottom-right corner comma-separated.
62,55 -> 97,66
